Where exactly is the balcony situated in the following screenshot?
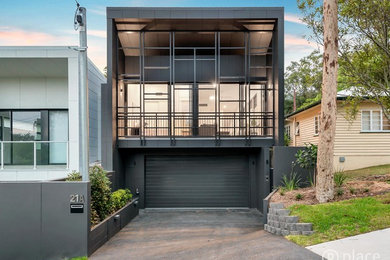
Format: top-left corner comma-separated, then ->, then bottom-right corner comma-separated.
118,111 -> 273,139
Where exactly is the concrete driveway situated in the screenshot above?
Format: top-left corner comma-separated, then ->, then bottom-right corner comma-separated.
91,209 -> 321,260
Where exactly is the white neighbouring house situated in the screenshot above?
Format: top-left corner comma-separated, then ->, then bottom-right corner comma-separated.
0,46 -> 106,180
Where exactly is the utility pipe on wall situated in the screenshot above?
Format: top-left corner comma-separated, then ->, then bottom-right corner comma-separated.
75,4 -> 89,181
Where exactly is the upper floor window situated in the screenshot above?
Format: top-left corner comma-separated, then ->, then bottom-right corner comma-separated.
361,110 -> 390,132
314,116 -> 320,136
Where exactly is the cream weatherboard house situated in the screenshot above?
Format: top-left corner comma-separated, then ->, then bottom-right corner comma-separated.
285,91 -> 390,171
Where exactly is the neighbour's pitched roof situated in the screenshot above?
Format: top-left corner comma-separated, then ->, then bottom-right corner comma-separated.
285,91 -> 349,119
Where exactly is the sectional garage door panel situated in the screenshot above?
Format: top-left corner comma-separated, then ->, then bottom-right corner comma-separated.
145,155 -> 249,208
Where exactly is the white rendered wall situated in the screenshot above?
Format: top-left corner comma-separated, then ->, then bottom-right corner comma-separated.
0,47 -> 79,180
0,47 -> 105,181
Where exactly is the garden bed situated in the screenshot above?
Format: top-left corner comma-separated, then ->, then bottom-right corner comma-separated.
271,174 -> 390,207
88,198 -> 139,255
286,193 -> 390,246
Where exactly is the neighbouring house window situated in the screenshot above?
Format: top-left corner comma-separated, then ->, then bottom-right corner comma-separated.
295,122 -> 300,136
285,125 -> 291,138
361,110 -> 390,132
0,110 -> 68,165
314,116 -> 320,135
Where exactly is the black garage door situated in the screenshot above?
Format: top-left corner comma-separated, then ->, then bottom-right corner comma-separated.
145,155 -> 249,207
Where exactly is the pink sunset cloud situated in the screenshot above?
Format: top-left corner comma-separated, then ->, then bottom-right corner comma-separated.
0,27 -> 73,45
285,34 -> 318,49
284,13 -> 305,25
0,26 -> 106,72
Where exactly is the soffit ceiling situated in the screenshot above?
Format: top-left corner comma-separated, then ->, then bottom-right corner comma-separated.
117,19 -> 274,56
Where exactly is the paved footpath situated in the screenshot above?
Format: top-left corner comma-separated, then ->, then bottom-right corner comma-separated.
307,228 -> 390,260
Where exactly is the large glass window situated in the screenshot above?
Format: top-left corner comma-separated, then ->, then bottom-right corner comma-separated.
174,84 -> 193,136
12,111 -> 42,165
0,110 -> 68,166
116,29 -> 275,138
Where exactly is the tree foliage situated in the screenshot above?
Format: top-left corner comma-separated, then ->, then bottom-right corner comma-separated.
297,0 -> 390,115
285,50 -> 323,114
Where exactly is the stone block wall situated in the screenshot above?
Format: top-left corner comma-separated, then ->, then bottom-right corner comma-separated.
264,202 -> 314,236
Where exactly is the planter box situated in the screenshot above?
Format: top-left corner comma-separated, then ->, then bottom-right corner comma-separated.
88,198 -> 139,256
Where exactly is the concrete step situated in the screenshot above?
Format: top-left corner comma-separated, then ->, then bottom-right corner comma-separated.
269,202 -> 284,209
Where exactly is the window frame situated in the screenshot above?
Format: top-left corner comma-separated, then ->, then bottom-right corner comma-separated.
360,109 -> 390,132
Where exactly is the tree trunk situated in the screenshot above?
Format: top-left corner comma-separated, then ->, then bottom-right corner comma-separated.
316,0 -> 338,203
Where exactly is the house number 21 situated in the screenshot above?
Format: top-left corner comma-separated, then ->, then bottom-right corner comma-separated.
70,194 -> 85,203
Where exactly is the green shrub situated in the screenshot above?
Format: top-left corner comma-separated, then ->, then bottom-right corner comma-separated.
295,193 -> 303,200
281,172 -> 302,191
336,188 -> 344,196
364,188 -> 370,193
91,208 -> 100,226
284,133 -> 291,146
111,189 -> 133,211
349,187 -> 356,194
334,172 -> 347,187
90,166 -> 113,221
280,188 -> 286,196
66,171 -> 82,181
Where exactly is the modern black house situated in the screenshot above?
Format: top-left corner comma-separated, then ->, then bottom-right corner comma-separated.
102,7 -> 284,211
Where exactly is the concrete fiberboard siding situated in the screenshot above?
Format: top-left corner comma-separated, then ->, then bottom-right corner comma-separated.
88,59 -> 106,164
0,77 -> 68,109
0,181 -> 89,260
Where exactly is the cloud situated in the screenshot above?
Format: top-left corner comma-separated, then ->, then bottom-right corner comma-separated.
0,27 -> 73,45
89,7 -> 106,16
285,13 -> 305,25
285,34 -> 321,68
88,30 -> 106,38
0,26 -> 106,72
285,34 -> 318,49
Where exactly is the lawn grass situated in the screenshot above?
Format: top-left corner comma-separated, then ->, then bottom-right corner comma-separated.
70,257 -> 87,260
286,192 -> 390,246
343,164 -> 390,179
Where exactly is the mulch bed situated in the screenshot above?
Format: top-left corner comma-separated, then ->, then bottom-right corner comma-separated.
270,174 -> 390,207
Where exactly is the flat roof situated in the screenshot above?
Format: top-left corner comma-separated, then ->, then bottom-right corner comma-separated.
0,46 -> 78,59
106,7 -> 284,20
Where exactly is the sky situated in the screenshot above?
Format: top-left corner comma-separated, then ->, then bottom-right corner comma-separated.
0,0 -> 319,73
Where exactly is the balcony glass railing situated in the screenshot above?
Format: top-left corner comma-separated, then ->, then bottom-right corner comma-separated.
0,141 -> 69,170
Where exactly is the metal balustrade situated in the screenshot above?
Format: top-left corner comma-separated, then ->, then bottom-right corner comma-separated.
117,111 -> 273,138
0,141 -> 69,170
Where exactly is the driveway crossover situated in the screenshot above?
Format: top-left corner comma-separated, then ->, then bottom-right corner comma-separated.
91,209 -> 321,260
